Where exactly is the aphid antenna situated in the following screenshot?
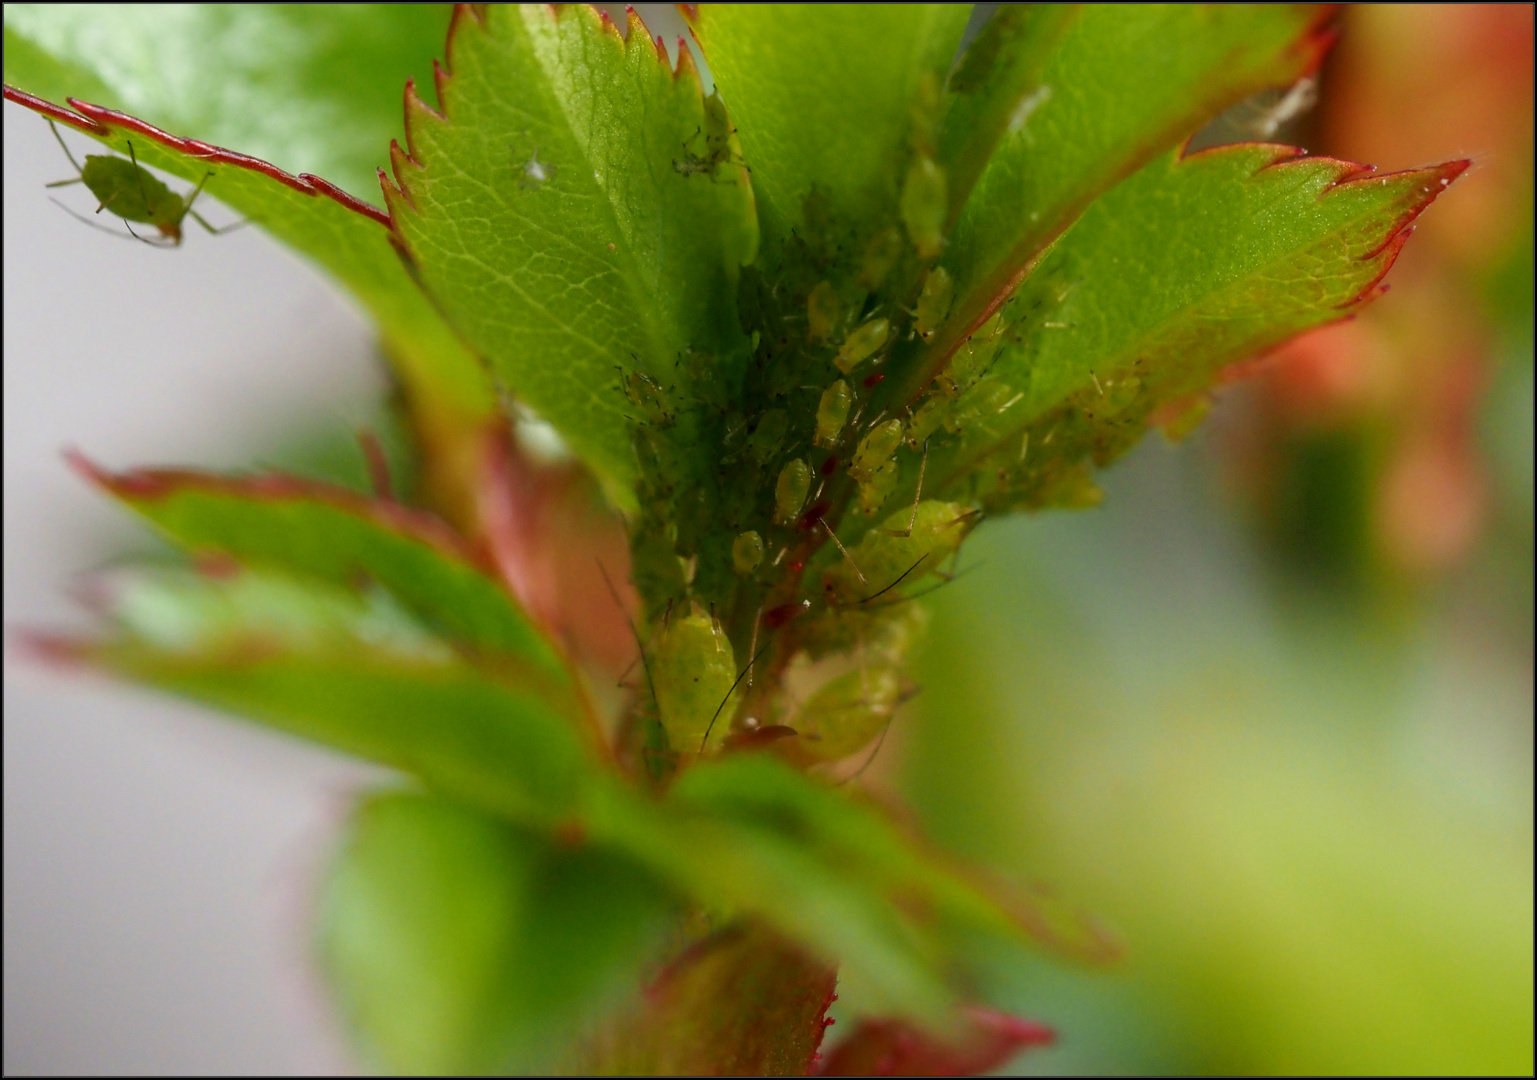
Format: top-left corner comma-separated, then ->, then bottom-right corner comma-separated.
598,558 -> 660,714
836,713 -> 896,787
886,438 -> 929,538
45,118 -> 85,176
698,638 -> 774,755
819,517 -> 866,585
747,604 -> 762,687
856,554 -> 929,606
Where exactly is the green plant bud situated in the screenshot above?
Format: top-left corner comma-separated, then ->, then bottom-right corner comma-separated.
848,419 -> 904,482
806,281 -> 841,342
788,666 -> 901,763
858,226 -> 904,290
905,396 -> 948,448
732,530 -> 764,575
746,408 -> 788,463
915,266 -> 953,340
814,380 -> 852,448
900,155 -> 947,259
834,318 -> 890,374
859,459 -> 899,515
651,603 -> 737,754
774,458 -> 811,524
827,500 -> 973,602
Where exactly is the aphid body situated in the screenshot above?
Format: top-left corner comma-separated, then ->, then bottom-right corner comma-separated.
787,665 -> 902,763
826,500 -> 972,602
650,603 -> 738,754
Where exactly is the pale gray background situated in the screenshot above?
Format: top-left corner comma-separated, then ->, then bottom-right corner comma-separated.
4,7 -> 694,1074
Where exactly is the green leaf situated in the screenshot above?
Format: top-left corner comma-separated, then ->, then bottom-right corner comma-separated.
3,4 -> 451,197
319,791 -> 675,1073
385,5 -> 757,509
74,456 -> 565,676
935,3 -> 1079,224
691,4 -> 971,243
65,565 -> 593,825
576,921 -> 836,1075
2,2 -> 494,440
927,147 -> 1469,509
910,4 -> 1332,397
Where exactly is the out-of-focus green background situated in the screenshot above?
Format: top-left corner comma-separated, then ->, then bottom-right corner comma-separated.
898,6 -> 1534,1074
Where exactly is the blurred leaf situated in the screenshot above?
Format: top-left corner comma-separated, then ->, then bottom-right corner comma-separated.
920,147 -> 1468,511
578,921 -> 837,1075
817,1004 -> 1054,1077
62,565 -> 593,824
911,4 -> 1331,396
689,5 -> 970,244
385,5 -> 757,510
74,456 -> 565,674
319,791 -> 675,1074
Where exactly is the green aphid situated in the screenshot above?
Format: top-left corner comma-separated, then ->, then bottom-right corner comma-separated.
859,459 -> 899,515
774,458 -> 811,524
45,120 -> 238,247
848,419 -> 904,482
905,396 -> 949,449
806,281 -> 841,342
1036,462 -> 1103,509
826,500 -> 973,603
814,380 -> 852,448
835,318 -> 890,374
858,226 -> 905,290
732,530 -> 764,575
915,266 -> 953,341
621,370 -> 674,426
899,155 -> 947,259
650,603 -> 738,755
787,666 -> 902,764
935,312 -> 1004,396
746,409 -> 788,464
944,376 -> 1016,434
1097,374 -> 1142,417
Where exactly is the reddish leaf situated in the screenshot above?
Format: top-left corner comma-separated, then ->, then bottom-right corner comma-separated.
817,1005 -> 1054,1077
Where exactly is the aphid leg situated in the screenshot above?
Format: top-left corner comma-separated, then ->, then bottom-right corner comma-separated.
599,558 -> 659,709
887,439 -> 929,538
183,171 -> 248,235
46,119 -> 85,177
820,517 -> 867,585
747,605 -> 762,688
47,198 -> 139,242
125,141 -> 156,218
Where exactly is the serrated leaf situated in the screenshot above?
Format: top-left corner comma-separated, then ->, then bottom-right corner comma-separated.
60,565 -> 593,825
908,4 -> 1332,397
927,147 -> 1469,509
385,5 -> 757,509
73,456 -> 565,676
690,4 -> 971,243
577,921 -> 837,1076
319,791 -> 675,1074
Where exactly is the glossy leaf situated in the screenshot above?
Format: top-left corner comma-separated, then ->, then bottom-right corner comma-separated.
2,8 -> 494,434
385,5 -> 757,508
690,4 -> 971,243
908,4 -> 1333,398
923,146 -> 1469,509
74,456 -> 565,675
59,565 -> 592,825
320,791 -> 675,1073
